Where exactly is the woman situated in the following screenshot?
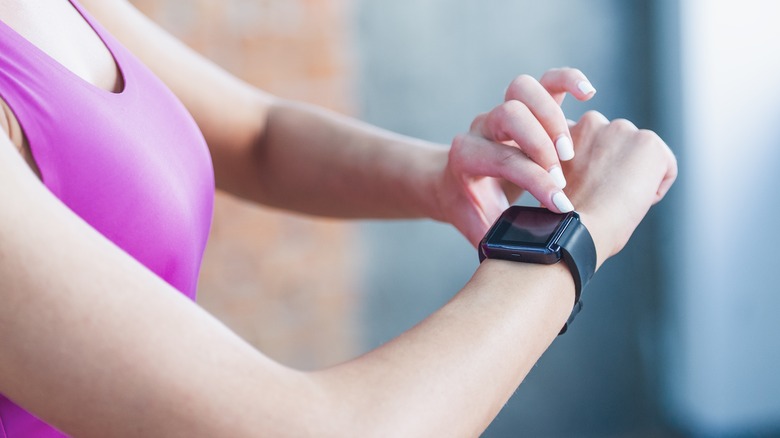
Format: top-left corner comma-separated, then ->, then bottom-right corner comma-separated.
0,0 -> 677,436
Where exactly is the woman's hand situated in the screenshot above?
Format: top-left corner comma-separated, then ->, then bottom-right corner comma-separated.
563,112 -> 677,267
433,68 -> 597,246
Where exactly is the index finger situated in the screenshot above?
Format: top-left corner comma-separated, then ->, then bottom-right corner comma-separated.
475,100 -> 568,189
504,74 -> 575,162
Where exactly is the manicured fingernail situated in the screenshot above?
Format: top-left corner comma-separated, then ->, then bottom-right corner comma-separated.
555,135 -> 575,161
552,191 -> 574,213
577,80 -> 596,95
549,166 -> 567,189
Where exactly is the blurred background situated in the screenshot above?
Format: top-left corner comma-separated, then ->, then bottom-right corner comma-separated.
129,0 -> 780,436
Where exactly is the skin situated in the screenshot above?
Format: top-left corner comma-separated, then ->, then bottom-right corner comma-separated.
0,0 -> 678,436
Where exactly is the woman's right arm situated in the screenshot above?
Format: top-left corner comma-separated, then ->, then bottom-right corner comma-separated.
0,124 -> 563,437
0,128 -> 324,435
0,109 -> 675,437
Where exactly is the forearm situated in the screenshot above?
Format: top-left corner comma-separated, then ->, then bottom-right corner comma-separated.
1,149 -> 577,436
315,259 -> 575,436
215,98 -> 447,219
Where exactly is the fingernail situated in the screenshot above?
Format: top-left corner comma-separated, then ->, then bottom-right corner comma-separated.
552,191 -> 574,213
555,135 -> 575,161
577,80 -> 596,95
549,166 -> 567,189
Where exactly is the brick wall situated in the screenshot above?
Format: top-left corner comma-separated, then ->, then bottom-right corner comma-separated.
130,0 -> 359,368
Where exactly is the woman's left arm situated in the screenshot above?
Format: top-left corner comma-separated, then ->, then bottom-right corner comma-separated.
84,0 -> 446,213
83,0 -> 592,244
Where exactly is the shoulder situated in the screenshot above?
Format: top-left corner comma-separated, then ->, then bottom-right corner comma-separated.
75,0 -> 274,159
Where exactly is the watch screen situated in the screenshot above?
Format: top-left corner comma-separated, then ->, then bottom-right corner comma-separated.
494,207 -> 564,246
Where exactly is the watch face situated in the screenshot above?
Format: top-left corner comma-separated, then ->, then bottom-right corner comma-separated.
491,207 -> 567,248
480,206 -> 578,264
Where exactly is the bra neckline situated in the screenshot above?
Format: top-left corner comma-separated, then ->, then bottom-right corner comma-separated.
0,0 -> 127,96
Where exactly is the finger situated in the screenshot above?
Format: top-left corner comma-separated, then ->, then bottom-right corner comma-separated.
654,142 -> 678,203
539,68 -> 597,104
475,100 -> 567,189
504,75 -> 575,162
656,165 -> 677,203
457,179 -> 511,248
451,133 -> 575,214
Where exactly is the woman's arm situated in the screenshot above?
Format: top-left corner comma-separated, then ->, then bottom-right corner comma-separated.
80,0 -> 596,245
79,0 -> 440,216
0,126 -> 572,436
0,106 -> 675,436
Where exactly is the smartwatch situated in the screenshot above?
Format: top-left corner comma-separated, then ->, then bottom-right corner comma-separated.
478,206 -> 597,335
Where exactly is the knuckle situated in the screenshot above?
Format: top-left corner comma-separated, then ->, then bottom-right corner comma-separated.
448,134 -> 471,171
469,113 -> 487,132
636,130 -> 675,166
496,100 -> 529,121
503,98 -> 528,112
451,132 -> 468,151
636,128 -> 660,143
539,69 -> 559,85
513,74 -> 536,86
582,110 -> 603,119
484,102 -> 530,141
506,74 -> 537,97
579,110 -> 605,126
608,118 -> 638,135
611,118 -> 637,130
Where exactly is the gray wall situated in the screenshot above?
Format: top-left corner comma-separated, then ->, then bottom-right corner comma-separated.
353,1 -> 673,436
663,1 -> 780,437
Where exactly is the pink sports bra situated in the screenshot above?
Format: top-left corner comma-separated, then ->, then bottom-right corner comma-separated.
0,1 -> 215,436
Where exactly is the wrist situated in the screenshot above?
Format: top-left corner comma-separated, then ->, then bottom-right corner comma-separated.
370,136 -> 447,219
575,210 -> 612,270
417,145 -> 451,221
474,258 -> 576,326
478,206 -> 598,334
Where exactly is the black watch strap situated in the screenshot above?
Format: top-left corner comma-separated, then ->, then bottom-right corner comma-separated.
556,215 -> 597,334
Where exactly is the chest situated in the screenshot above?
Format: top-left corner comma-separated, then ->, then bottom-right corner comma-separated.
0,1 -> 216,297
0,0 -> 123,176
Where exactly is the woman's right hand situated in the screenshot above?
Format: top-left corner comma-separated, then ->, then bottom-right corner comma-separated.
562,111 -> 678,268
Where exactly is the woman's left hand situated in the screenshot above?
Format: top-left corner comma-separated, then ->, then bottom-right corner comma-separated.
432,68 -> 597,246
